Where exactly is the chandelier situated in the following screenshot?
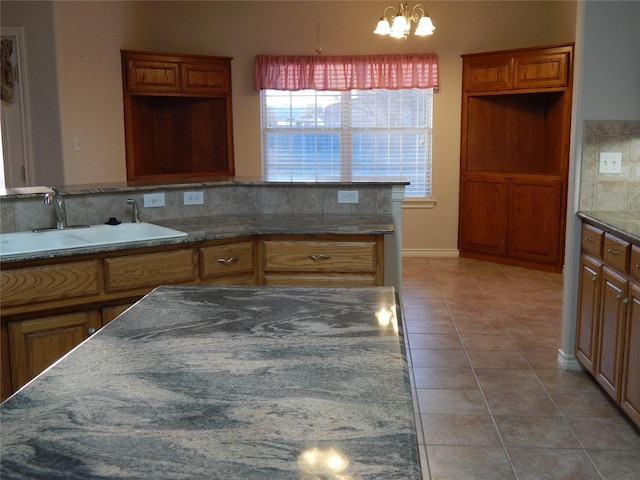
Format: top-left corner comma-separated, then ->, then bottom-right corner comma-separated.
374,2 -> 436,38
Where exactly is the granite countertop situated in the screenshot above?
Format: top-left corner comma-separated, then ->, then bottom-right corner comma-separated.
577,211 -> 640,244
0,285 -> 421,479
0,213 -> 395,263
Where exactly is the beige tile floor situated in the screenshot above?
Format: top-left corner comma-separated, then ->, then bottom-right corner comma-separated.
400,257 -> 640,480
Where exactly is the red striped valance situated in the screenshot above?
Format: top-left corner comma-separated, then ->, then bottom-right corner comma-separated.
254,53 -> 438,91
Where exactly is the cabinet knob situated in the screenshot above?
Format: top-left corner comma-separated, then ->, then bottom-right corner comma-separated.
636,263 -> 640,269
87,327 -> 96,335
607,248 -> 620,255
309,254 -> 331,261
591,275 -> 598,283
217,256 -> 239,264
623,298 -> 630,305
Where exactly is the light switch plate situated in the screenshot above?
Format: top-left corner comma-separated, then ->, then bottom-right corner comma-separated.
599,152 -> 622,174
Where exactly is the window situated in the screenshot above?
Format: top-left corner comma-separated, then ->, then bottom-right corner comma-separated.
254,54 -> 438,198
261,88 -> 433,197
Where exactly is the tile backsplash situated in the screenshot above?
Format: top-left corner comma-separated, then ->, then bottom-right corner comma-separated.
579,120 -> 640,211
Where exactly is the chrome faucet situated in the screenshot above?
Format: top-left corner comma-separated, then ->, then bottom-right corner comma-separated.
43,187 -> 68,229
127,199 -> 142,223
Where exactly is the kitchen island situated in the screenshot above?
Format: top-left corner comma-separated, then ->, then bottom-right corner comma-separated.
1,285 -> 421,479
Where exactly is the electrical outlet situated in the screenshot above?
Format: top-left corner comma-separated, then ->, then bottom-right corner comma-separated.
338,190 -> 359,204
184,191 -> 204,205
143,193 -> 165,207
599,152 -> 622,174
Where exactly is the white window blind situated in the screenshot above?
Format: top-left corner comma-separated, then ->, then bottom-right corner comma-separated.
261,88 -> 433,197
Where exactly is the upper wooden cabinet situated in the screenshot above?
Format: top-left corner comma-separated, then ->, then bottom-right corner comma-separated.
121,50 -> 235,181
458,44 -> 574,272
463,45 -> 571,92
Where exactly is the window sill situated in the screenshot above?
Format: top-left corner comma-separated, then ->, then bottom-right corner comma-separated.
402,198 -> 437,209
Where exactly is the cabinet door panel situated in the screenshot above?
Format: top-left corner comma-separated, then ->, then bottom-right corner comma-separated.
463,55 -> 512,91
181,62 -> 230,95
575,255 -> 602,373
8,311 -> 101,389
127,60 -> 180,93
514,51 -> 569,89
621,283 -> 640,426
507,178 -> 562,264
596,267 -> 628,401
459,176 -> 507,255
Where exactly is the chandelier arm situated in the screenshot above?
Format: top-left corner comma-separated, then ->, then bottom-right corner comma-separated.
411,4 -> 426,22
382,5 -> 397,21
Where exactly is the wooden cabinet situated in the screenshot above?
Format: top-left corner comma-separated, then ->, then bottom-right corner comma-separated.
576,254 -> 602,373
575,219 -> 640,428
8,311 -> 102,390
463,45 -> 570,92
261,235 -> 384,287
596,267 -> 628,400
621,282 -> 640,426
1,233 -> 383,399
121,50 -> 234,181
458,44 -> 574,272
459,174 -> 562,265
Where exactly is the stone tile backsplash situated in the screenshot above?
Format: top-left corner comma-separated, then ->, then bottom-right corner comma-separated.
579,120 -> 640,211
0,184 -> 396,233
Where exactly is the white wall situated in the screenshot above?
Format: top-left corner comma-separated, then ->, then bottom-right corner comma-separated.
2,0 -> 577,254
559,0 -> 640,369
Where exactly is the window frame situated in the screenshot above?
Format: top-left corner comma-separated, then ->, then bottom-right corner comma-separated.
260,87 -> 433,198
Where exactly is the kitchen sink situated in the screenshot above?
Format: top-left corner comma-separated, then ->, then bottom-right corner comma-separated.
0,223 -> 188,257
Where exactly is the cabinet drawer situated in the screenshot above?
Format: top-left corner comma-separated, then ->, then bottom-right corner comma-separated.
631,245 -> 640,283
603,233 -> 630,273
127,60 -> 181,93
513,51 -> 569,89
200,241 -> 255,279
1,261 -> 100,307
263,240 -> 378,273
581,223 -> 603,257
104,249 -> 196,291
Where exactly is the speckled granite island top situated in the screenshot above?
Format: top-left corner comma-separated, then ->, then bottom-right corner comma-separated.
1,285 -> 421,479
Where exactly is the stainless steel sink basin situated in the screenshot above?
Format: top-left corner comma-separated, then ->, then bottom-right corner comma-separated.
0,223 -> 188,257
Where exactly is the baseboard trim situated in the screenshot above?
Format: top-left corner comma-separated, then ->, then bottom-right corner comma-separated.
402,248 -> 459,258
557,349 -> 583,371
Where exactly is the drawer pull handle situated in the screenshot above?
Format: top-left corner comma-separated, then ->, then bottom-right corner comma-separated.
584,237 -> 595,243
217,256 -> 239,264
309,254 -> 331,261
607,249 -> 620,255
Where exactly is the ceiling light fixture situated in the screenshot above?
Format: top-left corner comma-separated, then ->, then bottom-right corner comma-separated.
374,2 -> 435,38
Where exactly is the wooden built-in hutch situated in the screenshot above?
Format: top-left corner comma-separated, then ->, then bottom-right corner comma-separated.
458,43 -> 574,272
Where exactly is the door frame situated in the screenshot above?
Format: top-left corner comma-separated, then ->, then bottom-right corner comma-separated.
1,26 -> 34,187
